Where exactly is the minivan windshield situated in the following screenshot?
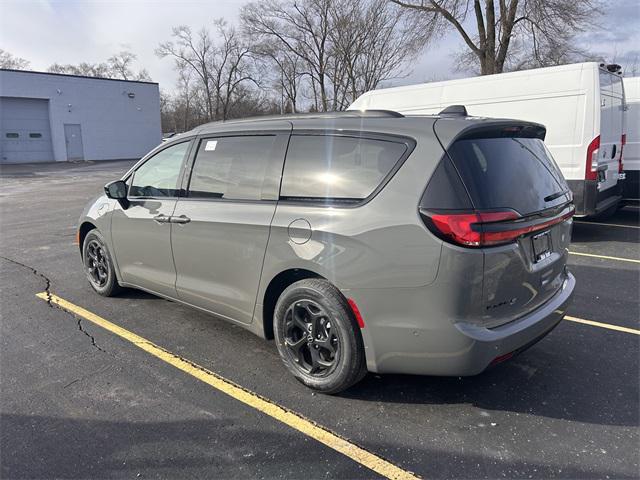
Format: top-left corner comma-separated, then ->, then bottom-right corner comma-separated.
447,137 -> 570,216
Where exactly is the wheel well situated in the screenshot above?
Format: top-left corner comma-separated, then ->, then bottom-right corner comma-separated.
78,221 -> 96,251
262,268 -> 323,339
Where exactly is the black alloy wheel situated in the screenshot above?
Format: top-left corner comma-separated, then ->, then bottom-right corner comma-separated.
85,238 -> 109,289
283,299 -> 340,376
274,278 -> 367,394
82,229 -> 121,297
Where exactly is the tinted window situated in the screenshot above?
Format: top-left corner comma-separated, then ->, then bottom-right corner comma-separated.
420,158 -> 472,210
280,135 -> 407,201
448,137 -> 569,215
29,133 -> 42,138
129,141 -> 190,197
6,133 -> 18,138
188,136 -> 280,200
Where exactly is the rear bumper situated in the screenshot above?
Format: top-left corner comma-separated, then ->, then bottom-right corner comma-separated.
355,272 -> 575,376
568,179 -> 621,217
452,272 -> 575,375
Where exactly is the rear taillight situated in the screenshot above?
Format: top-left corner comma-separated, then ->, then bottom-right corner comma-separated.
422,209 -> 574,248
620,134 -> 626,173
427,211 -> 518,247
585,135 -> 600,181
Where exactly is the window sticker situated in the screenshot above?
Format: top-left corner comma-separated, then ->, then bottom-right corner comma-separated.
205,140 -> 218,151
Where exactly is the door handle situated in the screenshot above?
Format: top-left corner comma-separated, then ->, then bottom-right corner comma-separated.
171,214 -> 191,224
153,214 -> 171,224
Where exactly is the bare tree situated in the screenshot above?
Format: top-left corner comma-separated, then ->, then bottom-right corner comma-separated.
0,49 -> 30,69
157,20 -> 261,122
157,26 -> 216,120
107,51 -> 152,81
210,19 -> 260,120
623,53 -> 639,77
330,0 -> 426,108
390,0 -> 600,75
242,0 -> 333,111
107,51 -> 137,80
48,62 -> 112,77
176,61 -> 198,130
47,51 -> 151,80
252,40 -> 305,113
242,0 -> 426,111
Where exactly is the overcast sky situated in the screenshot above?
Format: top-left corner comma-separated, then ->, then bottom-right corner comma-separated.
1,0 -> 639,93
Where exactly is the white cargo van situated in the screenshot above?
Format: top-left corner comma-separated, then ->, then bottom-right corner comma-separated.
349,62 -> 626,217
622,76 -> 639,201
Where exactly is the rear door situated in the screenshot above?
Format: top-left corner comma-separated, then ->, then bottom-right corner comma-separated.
171,129 -> 290,325
435,122 -> 573,327
598,69 -> 625,191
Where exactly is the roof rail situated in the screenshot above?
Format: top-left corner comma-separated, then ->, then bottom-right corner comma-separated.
439,105 -> 468,117
356,109 -> 404,118
208,109 -> 405,126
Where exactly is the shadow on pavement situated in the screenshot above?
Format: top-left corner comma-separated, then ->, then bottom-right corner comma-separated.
338,326 -> 638,429
1,413 -> 631,479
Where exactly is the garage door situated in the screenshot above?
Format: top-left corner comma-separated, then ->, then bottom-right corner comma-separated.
0,97 -> 54,164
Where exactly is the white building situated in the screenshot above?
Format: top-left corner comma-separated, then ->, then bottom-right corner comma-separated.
0,69 -> 161,164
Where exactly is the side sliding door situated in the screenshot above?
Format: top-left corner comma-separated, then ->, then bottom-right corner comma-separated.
171,127 -> 290,325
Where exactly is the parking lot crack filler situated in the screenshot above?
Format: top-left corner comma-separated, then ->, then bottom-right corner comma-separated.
0,256 -> 105,353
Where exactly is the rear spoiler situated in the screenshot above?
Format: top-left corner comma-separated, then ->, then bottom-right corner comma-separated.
454,122 -> 547,141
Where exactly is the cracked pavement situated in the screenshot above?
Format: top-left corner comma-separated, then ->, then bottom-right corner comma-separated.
0,255 -> 106,352
0,160 -> 638,479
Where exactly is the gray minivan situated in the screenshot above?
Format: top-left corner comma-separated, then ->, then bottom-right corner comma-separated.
79,109 -> 576,393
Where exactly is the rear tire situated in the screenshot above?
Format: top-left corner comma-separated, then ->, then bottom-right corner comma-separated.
274,278 -> 367,394
82,230 -> 122,297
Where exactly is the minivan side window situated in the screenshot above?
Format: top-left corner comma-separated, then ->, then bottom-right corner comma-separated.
187,135 -> 281,201
129,141 -> 190,197
280,135 -> 408,202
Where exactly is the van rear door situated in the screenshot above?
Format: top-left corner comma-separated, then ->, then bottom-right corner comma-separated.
429,120 -> 573,328
598,69 -> 625,192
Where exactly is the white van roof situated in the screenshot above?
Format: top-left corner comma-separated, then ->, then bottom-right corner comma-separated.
349,62 -> 616,113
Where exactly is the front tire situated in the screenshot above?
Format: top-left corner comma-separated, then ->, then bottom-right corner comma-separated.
82,230 -> 122,297
274,278 -> 366,394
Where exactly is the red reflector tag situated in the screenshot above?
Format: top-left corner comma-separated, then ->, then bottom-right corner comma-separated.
490,351 -> 514,366
347,298 -> 365,329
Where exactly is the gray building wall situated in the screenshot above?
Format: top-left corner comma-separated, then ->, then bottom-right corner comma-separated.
0,69 -> 161,163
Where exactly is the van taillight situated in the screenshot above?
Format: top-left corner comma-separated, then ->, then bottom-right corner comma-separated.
423,211 -> 518,247
421,209 -> 574,248
620,134 -> 626,173
585,135 -> 600,181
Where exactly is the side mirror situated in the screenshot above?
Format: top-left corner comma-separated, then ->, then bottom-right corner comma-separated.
104,180 -> 129,209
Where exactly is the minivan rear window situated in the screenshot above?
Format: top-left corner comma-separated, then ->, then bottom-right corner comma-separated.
280,135 -> 407,202
447,137 -> 569,215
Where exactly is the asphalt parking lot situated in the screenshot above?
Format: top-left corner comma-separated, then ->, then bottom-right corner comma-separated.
1,160 -> 638,479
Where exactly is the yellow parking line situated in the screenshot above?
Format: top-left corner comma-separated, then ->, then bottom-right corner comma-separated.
574,221 -> 640,229
35,292 -> 419,480
565,315 -> 640,335
568,251 -> 640,264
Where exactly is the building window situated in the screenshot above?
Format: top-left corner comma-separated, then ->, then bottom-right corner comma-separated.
29,133 -> 42,138
6,133 -> 19,138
